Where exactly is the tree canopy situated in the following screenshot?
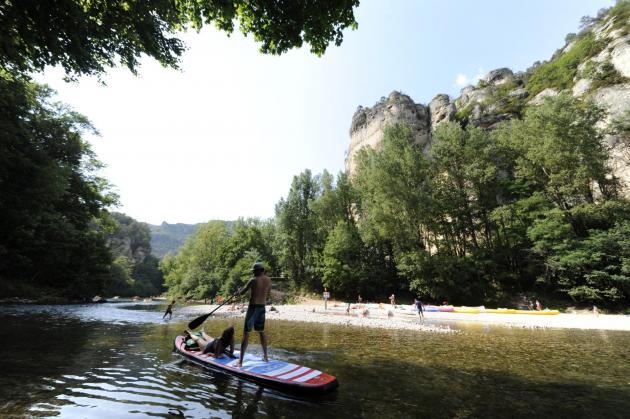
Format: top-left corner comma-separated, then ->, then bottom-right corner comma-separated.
0,0 -> 360,78
0,74 -> 115,298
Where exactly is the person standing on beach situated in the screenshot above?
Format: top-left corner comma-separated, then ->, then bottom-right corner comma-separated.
163,300 -> 176,319
389,293 -> 396,307
236,262 -> 272,367
535,300 -> 542,311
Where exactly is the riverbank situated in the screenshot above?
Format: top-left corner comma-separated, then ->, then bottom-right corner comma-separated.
181,301 -> 630,332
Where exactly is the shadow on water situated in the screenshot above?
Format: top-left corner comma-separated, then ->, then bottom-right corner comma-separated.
0,303 -> 629,418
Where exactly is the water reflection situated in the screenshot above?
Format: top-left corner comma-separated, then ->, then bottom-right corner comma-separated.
0,303 -> 628,418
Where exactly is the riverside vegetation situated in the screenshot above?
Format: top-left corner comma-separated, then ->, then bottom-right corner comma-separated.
0,2 -> 628,310
162,96 -> 630,309
0,0 -> 360,301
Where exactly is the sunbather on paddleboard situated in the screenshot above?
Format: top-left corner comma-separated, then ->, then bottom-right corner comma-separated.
235,262 -> 272,367
185,326 -> 235,358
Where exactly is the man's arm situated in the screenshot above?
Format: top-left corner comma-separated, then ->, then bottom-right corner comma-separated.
237,279 -> 254,296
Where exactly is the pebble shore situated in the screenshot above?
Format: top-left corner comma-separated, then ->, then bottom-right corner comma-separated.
181,302 -> 630,332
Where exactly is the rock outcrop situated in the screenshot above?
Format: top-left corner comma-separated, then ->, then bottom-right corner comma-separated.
346,91 -> 430,172
346,9 -> 630,194
107,235 -> 149,264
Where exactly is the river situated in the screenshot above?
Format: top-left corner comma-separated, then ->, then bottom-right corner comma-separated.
0,301 -> 628,418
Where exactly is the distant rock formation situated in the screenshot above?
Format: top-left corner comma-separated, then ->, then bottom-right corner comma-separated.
347,91 -> 430,173
346,9 -> 630,194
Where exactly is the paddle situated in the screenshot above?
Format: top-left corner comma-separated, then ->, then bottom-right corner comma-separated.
187,293 -> 238,330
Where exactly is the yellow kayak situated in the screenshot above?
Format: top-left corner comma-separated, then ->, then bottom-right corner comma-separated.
484,308 -> 517,314
453,306 -> 482,314
447,307 -> 560,315
514,310 -> 560,315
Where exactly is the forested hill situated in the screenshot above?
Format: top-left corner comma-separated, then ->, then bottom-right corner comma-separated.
148,223 -> 200,258
149,221 -> 235,258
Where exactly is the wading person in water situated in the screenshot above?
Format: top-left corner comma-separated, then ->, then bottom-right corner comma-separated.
414,297 -> 424,323
163,300 -> 176,319
236,262 -> 272,367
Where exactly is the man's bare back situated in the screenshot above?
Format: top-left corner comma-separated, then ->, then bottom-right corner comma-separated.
248,274 -> 271,305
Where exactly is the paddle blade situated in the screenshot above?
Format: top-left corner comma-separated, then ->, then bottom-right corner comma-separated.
188,313 -> 210,330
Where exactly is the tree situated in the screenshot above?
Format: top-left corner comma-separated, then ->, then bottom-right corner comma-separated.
495,94 -> 616,236
353,124 -> 433,299
0,74 -> 115,298
0,0 -> 360,78
322,221 -> 364,298
275,169 -> 322,289
160,218 -> 277,299
354,124 -> 433,251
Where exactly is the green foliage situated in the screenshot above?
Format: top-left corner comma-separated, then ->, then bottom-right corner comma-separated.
275,170 -> 323,289
161,219 -> 276,299
584,61 -> 629,91
528,211 -> 630,302
132,255 -> 164,296
148,222 -> 202,258
354,124 -> 433,250
495,94 -> 616,227
321,95 -> 626,306
608,1 -> 630,32
322,221 -> 364,298
484,82 -> 527,117
107,256 -> 135,296
0,0 -> 359,78
107,212 -> 151,259
477,79 -> 489,88
455,103 -> 474,122
0,74 -> 115,299
526,32 -> 606,96
102,213 -> 164,297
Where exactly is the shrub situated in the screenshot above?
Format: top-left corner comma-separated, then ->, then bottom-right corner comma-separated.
526,32 -> 606,96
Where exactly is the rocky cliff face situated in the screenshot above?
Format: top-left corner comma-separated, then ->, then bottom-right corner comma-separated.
346,9 -> 630,193
347,91 -> 430,172
108,236 -> 149,264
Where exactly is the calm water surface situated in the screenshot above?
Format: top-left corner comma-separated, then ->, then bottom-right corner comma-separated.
0,302 -> 628,418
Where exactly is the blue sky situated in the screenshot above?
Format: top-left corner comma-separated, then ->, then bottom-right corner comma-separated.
39,0 -> 614,224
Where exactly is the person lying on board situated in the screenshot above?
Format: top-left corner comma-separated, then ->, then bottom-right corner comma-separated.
186,326 -> 236,359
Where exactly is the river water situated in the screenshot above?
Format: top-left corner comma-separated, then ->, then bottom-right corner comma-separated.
0,301 -> 628,418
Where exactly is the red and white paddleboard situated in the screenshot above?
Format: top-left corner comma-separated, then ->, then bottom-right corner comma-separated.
174,336 -> 338,394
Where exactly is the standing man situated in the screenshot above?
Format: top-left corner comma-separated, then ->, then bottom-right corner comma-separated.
323,287 -> 330,310
236,262 -> 272,367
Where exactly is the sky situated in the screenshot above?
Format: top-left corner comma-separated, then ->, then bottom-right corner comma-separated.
37,0 -> 614,225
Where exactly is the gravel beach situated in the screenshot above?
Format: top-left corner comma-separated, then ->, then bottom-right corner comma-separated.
180,302 -> 630,332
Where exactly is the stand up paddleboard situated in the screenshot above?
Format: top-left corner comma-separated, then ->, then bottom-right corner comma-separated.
174,336 -> 338,394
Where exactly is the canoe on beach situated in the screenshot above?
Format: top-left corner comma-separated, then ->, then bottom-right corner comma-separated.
173,336 -> 338,394
423,306 -> 560,315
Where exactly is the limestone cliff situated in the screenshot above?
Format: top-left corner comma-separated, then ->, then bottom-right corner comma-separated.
107,212 -> 151,264
346,6 -> 630,193
347,91 -> 430,172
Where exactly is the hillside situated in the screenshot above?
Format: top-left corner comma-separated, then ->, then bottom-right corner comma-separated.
148,222 -> 201,258
149,221 -> 236,258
